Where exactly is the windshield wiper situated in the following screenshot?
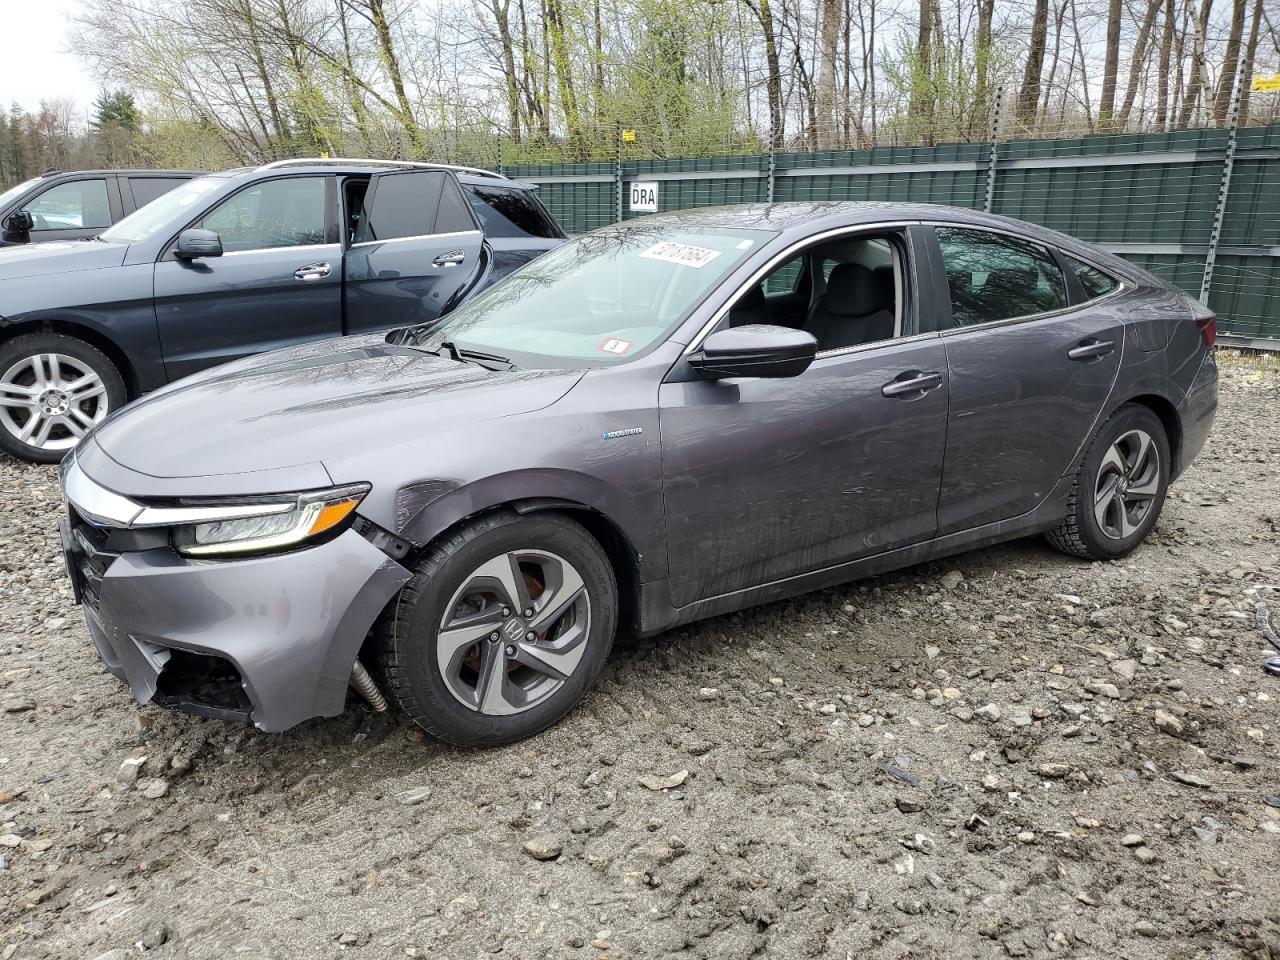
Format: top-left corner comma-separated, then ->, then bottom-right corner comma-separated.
434,339 -> 516,371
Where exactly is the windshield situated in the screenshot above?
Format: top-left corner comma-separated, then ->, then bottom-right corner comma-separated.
424,225 -> 773,367
100,175 -> 227,244
0,178 -> 41,209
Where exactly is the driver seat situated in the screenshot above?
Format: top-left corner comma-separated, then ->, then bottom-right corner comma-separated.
805,263 -> 895,350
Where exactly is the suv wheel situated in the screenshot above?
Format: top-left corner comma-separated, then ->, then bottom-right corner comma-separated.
0,333 -> 126,464
377,510 -> 617,747
1046,403 -> 1170,560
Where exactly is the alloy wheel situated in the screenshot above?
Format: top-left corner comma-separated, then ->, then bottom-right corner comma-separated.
436,549 -> 591,715
1093,428 -> 1161,540
0,353 -> 110,451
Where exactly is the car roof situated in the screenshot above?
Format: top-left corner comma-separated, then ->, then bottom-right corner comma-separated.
218,159 -> 533,189
615,201 -> 1149,284
39,169 -> 204,178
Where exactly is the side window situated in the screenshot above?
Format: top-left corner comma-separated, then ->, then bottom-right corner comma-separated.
434,177 -> 478,234
356,171 -> 445,243
200,177 -> 326,252
464,185 -> 557,239
937,227 -> 1068,327
1066,255 -> 1120,301
23,179 -> 111,230
763,256 -> 802,294
128,177 -> 187,209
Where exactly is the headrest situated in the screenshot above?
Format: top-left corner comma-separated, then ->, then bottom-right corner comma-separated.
826,262 -> 886,317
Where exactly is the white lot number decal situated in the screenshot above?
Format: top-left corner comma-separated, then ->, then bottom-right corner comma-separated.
639,241 -> 722,269
629,181 -> 659,212
599,338 -> 633,355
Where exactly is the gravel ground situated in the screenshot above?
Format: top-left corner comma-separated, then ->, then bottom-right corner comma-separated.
1,356 -> 1278,960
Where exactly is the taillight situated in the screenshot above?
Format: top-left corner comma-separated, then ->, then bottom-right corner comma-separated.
1195,314 -> 1216,349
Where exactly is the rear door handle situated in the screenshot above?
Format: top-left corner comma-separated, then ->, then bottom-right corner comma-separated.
1068,338 -> 1115,361
433,250 -> 466,268
882,370 -> 944,399
293,262 -> 331,281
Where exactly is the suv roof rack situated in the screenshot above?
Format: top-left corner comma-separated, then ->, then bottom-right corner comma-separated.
257,157 -> 505,180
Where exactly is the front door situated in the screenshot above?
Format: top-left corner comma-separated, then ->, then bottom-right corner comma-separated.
931,226 -> 1124,534
152,175 -> 343,380
659,227 -> 948,608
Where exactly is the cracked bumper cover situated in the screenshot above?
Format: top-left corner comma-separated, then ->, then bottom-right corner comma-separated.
69,524 -> 411,732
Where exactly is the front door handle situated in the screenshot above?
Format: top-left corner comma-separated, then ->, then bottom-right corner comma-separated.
433,250 -> 466,268
293,262 -> 331,281
882,370 -> 944,399
1067,338 -> 1115,361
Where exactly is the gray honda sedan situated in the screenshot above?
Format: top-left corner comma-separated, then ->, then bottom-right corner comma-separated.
58,202 -> 1218,746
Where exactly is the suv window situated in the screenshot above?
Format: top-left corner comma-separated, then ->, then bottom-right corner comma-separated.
23,179 -> 111,231
128,177 -> 188,209
200,177 -> 326,252
355,171 -> 477,243
1066,255 -> 1120,300
937,227 -> 1067,327
464,184 -> 559,239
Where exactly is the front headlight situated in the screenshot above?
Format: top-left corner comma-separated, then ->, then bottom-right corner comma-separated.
169,484 -> 370,557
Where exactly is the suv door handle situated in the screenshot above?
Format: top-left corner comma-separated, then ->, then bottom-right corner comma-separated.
293,262 -> 331,281
433,250 -> 466,268
1067,338 -> 1115,361
882,370 -> 944,399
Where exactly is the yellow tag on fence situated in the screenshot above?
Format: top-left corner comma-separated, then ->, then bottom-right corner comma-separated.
621,129 -> 637,143
1253,74 -> 1280,93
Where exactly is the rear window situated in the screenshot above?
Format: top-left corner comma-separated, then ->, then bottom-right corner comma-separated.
128,177 -> 188,209
356,171 -> 477,242
464,184 -> 560,239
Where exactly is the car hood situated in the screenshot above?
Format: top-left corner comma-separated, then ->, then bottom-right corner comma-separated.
0,239 -> 127,280
91,335 -> 584,484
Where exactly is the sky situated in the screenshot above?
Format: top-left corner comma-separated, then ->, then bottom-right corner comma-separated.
0,0 -> 99,113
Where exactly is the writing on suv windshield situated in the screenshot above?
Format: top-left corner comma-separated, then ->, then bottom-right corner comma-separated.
425,225 -> 774,367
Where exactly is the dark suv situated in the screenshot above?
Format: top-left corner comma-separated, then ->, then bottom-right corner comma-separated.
0,169 -> 198,245
0,159 -> 564,462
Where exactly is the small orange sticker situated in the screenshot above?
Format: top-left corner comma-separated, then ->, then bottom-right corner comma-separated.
599,338 -> 633,355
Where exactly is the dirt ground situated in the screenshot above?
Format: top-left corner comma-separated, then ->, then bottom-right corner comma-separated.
1,354 -> 1278,960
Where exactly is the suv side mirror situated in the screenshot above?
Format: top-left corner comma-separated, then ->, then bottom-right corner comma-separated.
175,228 -> 223,260
2,210 -> 33,238
688,324 -> 817,380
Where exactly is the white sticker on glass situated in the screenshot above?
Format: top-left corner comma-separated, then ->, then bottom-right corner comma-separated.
639,241 -> 723,269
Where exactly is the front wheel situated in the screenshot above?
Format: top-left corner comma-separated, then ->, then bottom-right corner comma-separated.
1046,403 -> 1170,560
0,333 -> 126,464
377,511 -> 618,747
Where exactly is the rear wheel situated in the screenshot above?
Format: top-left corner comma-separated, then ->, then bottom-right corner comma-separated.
377,510 -> 617,747
0,333 -> 126,464
1046,403 -> 1170,560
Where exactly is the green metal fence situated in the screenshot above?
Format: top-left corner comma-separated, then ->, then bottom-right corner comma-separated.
506,122 -> 1280,347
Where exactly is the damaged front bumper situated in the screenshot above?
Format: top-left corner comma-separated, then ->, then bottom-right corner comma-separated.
60,472 -> 410,732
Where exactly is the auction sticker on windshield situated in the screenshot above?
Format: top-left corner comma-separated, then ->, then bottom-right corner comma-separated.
598,338 -> 633,355
640,242 -> 722,269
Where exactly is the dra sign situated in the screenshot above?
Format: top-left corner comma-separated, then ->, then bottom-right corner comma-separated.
629,181 -> 659,213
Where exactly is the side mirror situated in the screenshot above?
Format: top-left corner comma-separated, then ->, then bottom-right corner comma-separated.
688,324 -> 817,380
175,228 -> 223,260
2,210 -> 33,238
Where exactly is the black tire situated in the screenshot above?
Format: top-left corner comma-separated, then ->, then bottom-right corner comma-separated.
1046,403 -> 1170,560
0,332 -> 127,464
377,510 -> 618,747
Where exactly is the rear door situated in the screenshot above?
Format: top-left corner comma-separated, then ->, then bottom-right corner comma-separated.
123,175 -> 191,215
343,170 -> 485,336
930,226 -> 1123,534
152,174 -> 343,380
